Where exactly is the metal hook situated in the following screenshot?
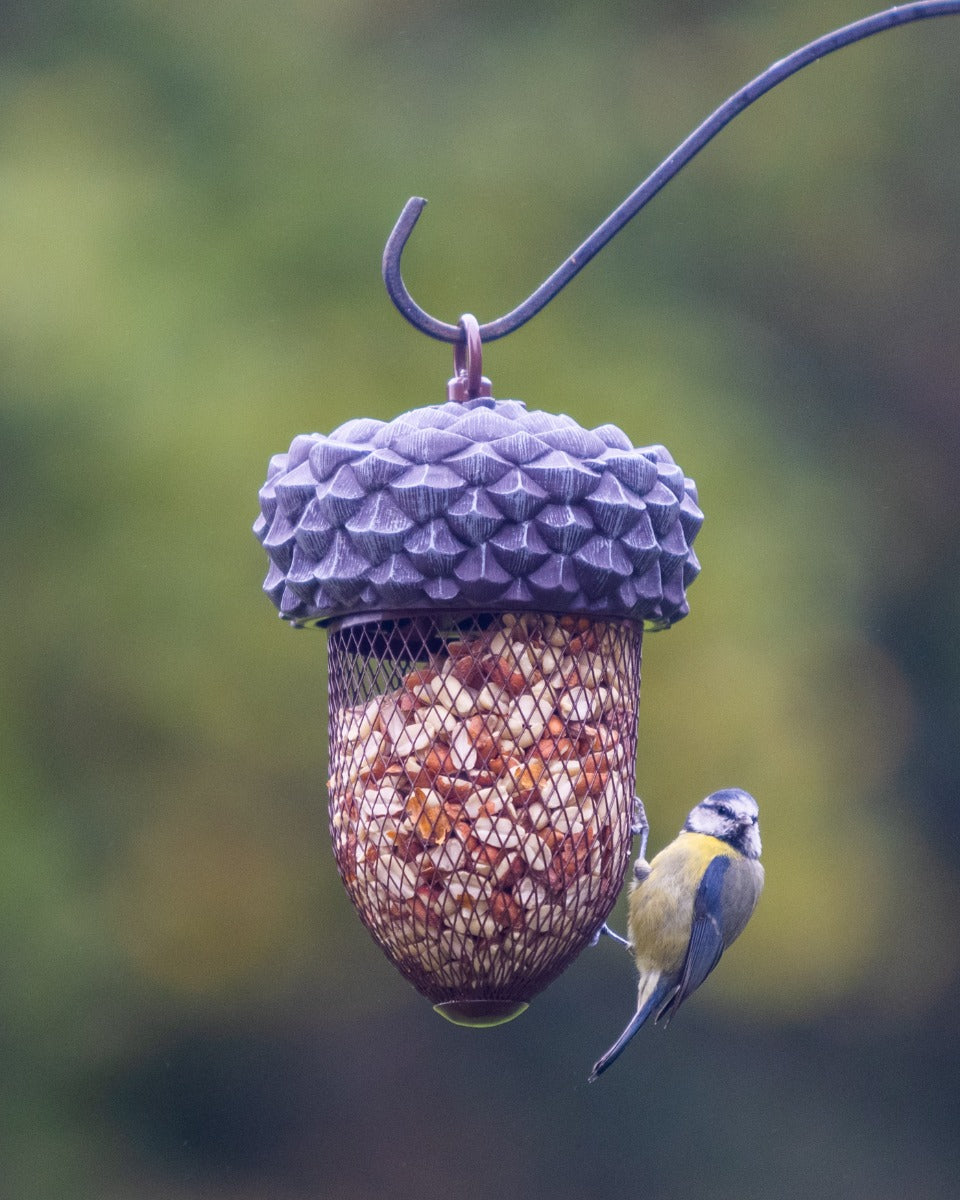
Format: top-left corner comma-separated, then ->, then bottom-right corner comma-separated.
383,0 -> 960,345
447,314 -> 492,402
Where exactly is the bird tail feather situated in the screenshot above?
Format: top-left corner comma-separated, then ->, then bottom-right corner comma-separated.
588,988 -> 666,1082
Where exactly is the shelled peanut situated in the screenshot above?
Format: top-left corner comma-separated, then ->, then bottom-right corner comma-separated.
328,612 -> 638,991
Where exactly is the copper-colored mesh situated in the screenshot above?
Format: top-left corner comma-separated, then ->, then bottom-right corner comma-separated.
327,611 -> 642,1007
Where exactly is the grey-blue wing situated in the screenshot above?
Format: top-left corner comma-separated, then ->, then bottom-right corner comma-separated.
719,855 -> 765,946
655,855 -> 729,1025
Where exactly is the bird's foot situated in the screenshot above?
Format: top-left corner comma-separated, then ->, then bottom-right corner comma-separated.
631,796 -> 649,855
590,922 -> 631,949
631,796 -> 650,879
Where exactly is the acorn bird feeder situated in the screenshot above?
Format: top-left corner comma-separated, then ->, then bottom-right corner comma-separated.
254,2 -> 960,1024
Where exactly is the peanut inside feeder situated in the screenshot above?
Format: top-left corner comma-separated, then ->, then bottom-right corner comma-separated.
254,387 -> 702,1020
328,610 -> 641,1022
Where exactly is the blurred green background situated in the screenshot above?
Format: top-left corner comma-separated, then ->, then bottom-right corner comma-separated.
3,1 -> 960,1197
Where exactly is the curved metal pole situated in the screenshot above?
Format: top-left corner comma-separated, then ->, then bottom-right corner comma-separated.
383,0 -> 960,344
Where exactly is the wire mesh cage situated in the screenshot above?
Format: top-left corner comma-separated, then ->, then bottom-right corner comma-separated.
327,609 -> 642,1024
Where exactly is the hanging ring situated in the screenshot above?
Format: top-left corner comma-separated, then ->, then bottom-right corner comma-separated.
383,0 -> 960,345
447,314 -> 492,402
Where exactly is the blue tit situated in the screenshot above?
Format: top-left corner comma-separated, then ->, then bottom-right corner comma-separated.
589,788 -> 763,1081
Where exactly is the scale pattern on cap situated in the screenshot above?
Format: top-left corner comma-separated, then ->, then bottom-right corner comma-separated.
254,398 -> 703,627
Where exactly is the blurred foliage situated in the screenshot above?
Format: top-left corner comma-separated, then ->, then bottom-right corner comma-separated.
2,1 -> 960,1197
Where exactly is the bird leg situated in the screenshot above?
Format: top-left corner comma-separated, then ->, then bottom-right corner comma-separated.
590,922 -> 631,948
631,795 -> 650,879
591,798 -> 651,946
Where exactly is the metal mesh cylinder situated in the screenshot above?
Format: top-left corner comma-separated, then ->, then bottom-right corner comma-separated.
327,610 -> 642,1023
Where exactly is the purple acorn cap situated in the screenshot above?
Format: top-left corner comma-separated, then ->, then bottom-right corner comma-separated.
253,396 -> 703,629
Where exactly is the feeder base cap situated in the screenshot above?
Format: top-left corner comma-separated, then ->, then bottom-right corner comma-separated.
433,999 -> 529,1027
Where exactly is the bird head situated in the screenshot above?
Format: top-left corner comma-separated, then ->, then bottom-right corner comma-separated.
684,788 -> 761,859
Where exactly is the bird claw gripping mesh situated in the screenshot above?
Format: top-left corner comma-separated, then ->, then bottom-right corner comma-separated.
328,610 -> 641,1023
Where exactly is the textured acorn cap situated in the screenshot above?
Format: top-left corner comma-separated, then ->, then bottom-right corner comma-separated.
253,397 -> 702,628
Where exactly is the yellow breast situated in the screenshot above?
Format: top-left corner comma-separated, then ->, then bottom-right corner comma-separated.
628,832 -> 735,974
